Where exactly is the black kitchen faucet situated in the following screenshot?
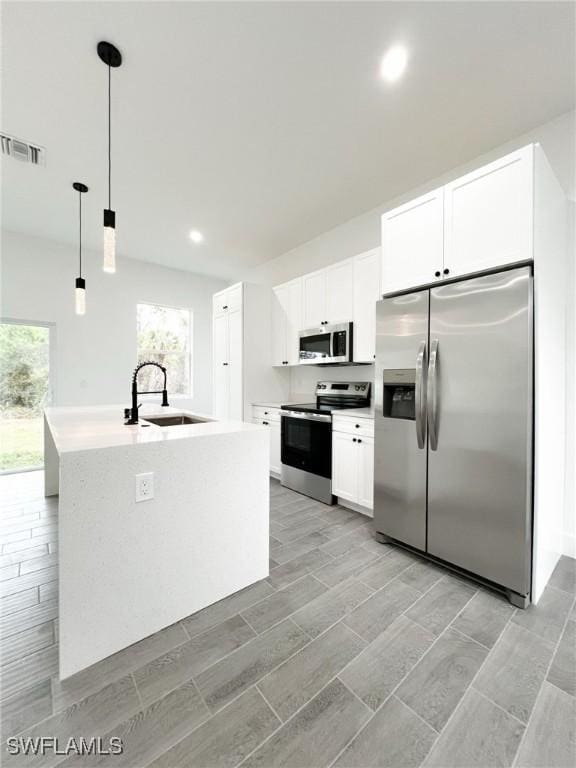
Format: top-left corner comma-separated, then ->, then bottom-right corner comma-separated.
125,361 -> 169,424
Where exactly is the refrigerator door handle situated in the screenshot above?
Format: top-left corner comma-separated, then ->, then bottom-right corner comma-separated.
415,340 -> 427,449
427,338 -> 439,451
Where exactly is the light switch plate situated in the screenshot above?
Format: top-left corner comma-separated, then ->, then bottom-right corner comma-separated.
135,472 -> 154,502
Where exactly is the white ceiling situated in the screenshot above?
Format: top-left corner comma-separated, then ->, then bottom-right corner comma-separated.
2,2 -> 575,280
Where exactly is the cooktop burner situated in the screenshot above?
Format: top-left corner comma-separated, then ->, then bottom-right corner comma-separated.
281,402 -> 365,415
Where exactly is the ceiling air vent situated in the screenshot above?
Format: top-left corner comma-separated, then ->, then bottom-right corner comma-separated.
1,133 -> 45,165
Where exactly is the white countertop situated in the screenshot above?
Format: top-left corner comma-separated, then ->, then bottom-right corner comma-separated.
333,407 -> 374,420
45,405 -> 263,454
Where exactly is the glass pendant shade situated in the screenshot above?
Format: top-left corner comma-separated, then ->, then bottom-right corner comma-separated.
103,208 -> 116,273
75,277 -> 86,315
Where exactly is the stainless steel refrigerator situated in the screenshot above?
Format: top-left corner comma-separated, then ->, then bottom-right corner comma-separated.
374,266 -> 533,607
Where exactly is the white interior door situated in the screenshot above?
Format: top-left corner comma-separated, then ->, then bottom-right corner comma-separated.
444,146 -> 533,278
212,313 -> 229,419
353,249 -> 380,362
381,188 -> 444,293
326,260 -> 354,324
302,270 -> 326,328
227,307 -> 243,420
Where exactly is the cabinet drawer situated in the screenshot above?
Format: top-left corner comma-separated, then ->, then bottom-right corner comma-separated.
332,416 -> 374,438
252,406 -> 281,422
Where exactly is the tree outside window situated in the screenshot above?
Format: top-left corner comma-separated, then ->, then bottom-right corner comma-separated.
136,304 -> 192,397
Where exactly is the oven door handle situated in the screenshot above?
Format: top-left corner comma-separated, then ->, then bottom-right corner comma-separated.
281,411 -> 332,423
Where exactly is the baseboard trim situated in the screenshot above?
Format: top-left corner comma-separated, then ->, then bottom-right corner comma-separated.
337,497 -> 373,518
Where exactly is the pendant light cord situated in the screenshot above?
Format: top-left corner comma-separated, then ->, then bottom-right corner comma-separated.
78,189 -> 82,278
108,64 -> 111,209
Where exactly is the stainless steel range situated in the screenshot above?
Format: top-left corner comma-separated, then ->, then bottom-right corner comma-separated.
280,381 -> 371,504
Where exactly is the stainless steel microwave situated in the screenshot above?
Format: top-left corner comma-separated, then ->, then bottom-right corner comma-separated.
298,322 -> 353,364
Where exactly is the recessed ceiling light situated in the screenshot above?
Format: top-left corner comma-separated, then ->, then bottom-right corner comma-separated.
189,230 -> 204,244
380,45 -> 408,83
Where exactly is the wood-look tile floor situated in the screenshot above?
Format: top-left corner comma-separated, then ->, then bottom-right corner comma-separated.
1,471 -> 575,767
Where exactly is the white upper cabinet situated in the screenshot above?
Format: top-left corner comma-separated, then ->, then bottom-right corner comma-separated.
302,270 -> 326,328
303,261 -> 354,328
444,146 -> 534,278
325,260 -> 354,324
381,188 -> 444,294
353,248 -> 380,362
272,278 -> 302,367
381,146 -> 536,294
213,283 -> 242,317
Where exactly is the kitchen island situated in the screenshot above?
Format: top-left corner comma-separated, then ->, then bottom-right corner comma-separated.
44,405 -> 269,679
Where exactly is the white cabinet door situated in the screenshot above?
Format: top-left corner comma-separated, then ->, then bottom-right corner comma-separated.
353,249 -> 380,362
213,284 -> 243,317
326,260 -> 354,324
357,436 -> 374,511
213,313 -> 229,419
332,432 -> 358,503
381,188 -> 444,293
285,278 -> 303,365
227,307 -> 243,420
271,285 -> 288,367
269,421 -> 281,475
213,292 -> 228,318
302,270 -> 326,328
444,146 -> 533,278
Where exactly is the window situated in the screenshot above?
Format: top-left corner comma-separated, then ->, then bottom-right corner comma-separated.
0,321 -> 53,473
136,304 -> 192,397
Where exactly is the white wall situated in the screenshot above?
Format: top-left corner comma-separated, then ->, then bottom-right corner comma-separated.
243,109 -> 576,557
1,230 -> 227,413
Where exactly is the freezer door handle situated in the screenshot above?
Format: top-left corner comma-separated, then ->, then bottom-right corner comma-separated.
427,339 -> 439,451
415,340 -> 427,449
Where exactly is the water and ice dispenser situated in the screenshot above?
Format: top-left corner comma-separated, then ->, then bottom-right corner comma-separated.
382,369 -> 416,421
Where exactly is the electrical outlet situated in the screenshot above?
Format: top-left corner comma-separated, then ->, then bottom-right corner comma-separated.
135,472 -> 154,502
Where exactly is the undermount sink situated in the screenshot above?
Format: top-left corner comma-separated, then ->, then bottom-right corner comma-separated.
143,415 -> 207,427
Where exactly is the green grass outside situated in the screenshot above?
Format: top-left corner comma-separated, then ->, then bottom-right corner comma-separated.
0,417 -> 43,471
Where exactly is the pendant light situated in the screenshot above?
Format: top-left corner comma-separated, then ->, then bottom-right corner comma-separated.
73,182 -> 89,315
97,41 -> 122,273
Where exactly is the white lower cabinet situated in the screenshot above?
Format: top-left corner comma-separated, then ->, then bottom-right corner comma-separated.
357,436 -> 374,509
269,421 -> 281,476
332,423 -> 374,514
252,406 -> 281,476
332,432 -> 359,503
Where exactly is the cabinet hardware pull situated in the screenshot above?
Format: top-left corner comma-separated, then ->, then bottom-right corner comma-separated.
443,268 -> 450,275
355,424 -> 360,428
352,437 -> 357,442
263,421 -> 268,425
434,271 -> 441,278
357,439 -> 362,443
223,362 -> 228,366
223,305 -> 228,309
